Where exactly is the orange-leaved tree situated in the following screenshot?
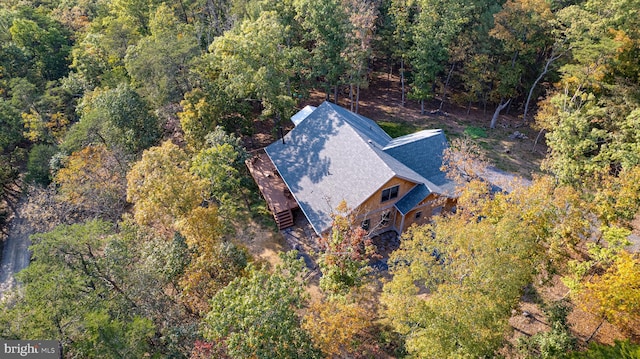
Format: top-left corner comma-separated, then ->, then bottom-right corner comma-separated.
318,200 -> 378,296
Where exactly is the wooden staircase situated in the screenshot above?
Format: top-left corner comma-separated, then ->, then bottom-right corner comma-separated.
274,209 -> 294,230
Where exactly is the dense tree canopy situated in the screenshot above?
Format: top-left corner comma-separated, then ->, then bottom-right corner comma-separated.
202,251 -> 321,358
1,0 -> 640,357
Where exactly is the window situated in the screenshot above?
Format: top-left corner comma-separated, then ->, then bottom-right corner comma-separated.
381,185 -> 399,202
361,219 -> 370,231
415,211 -> 422,219
381,210 -> 391,226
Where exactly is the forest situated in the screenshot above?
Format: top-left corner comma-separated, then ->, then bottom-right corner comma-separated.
0,0 -> 639,357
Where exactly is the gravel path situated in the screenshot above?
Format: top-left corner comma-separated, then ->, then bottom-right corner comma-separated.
0,208 -> 33,299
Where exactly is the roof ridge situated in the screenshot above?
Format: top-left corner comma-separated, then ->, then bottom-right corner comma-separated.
340,113 -> 397,178
320,102 -> 398,177
383,129 -> 444,150
323,102 -> 392,146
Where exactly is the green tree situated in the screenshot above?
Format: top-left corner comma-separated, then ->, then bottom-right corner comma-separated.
107,0 -> 162,35
74,311 -> 155,359
1,221 -> 132,348
202,251 -> 321,359
296,0 -> 349,102
409,0 -> 471,114
535,2 -> 640,183
517,301 -> 576,359
208,10 -> 300,123
382,177 -> 587,357
489,0 -> 559,124
388,0 -> 417,106
0,152 -> 21,214
63,84 -> 160,154
191,127 -> 250,214
8,10 -> 72,82
566,340 -> 640,359
70,15 -> 140,89
0,98 -> 23,152
125,4 -> 200,106
342,0 -> 378,112
0,218 -> 198,357
25,144 -> 57,186
178,85 -> 249,150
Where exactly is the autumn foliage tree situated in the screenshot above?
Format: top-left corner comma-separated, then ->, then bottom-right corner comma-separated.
382,176 -> 590,357
318,200 -> 377,296
174,206 -> 249,315
303,288 -> 388,358
54,144 -> 128,221
126,140 -> 207,232
578,251 -> 640,335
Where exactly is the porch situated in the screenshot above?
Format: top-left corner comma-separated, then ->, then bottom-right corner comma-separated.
246,150 -> 299,230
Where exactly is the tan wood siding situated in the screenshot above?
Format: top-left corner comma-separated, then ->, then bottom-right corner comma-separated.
356,177 -> 417,214
352,177 -> 416,234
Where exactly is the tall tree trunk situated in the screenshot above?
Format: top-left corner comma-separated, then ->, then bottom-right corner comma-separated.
355,83 -> 360,114
178,0 -> 189,23
523,50 -> 562,123
532,128 -> 545,152
421,99 -> 425,115
490,98 -> 511,129
349,81 -> 354,111
586,320 -> 605,343
439,63 -> 455,112
334,85 -> 338,104
401,58 -> 406,107
483,92 -> 488,115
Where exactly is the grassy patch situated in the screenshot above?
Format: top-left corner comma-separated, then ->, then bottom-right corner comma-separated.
463,126 -> 488,139
477,140 -> 493,151
378,121 -> 417,138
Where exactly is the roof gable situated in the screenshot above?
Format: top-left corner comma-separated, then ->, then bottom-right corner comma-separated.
394,184 -> 432,215
383,130 -> 455,193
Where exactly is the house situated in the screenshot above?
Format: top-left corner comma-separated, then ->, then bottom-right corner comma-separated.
247,101 -> 457,237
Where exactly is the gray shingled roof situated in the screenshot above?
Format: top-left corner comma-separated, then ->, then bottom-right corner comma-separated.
266,102 -> 406,234
329,103 -> 392,146
394,184 -> 431,215
266,102 -> 453,235
383,130 -> 456,195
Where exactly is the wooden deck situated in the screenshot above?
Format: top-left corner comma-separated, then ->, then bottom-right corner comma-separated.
246,150 -> 299,229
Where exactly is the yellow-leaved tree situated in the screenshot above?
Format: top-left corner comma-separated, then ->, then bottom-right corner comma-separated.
579,251 -> 640,334
303,288 -> 384,358
382,176 -> 590,358
127,140 -> 249,314
126,140 -> 207,232
175,206 -> 249,315
55,144 -> 128,221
